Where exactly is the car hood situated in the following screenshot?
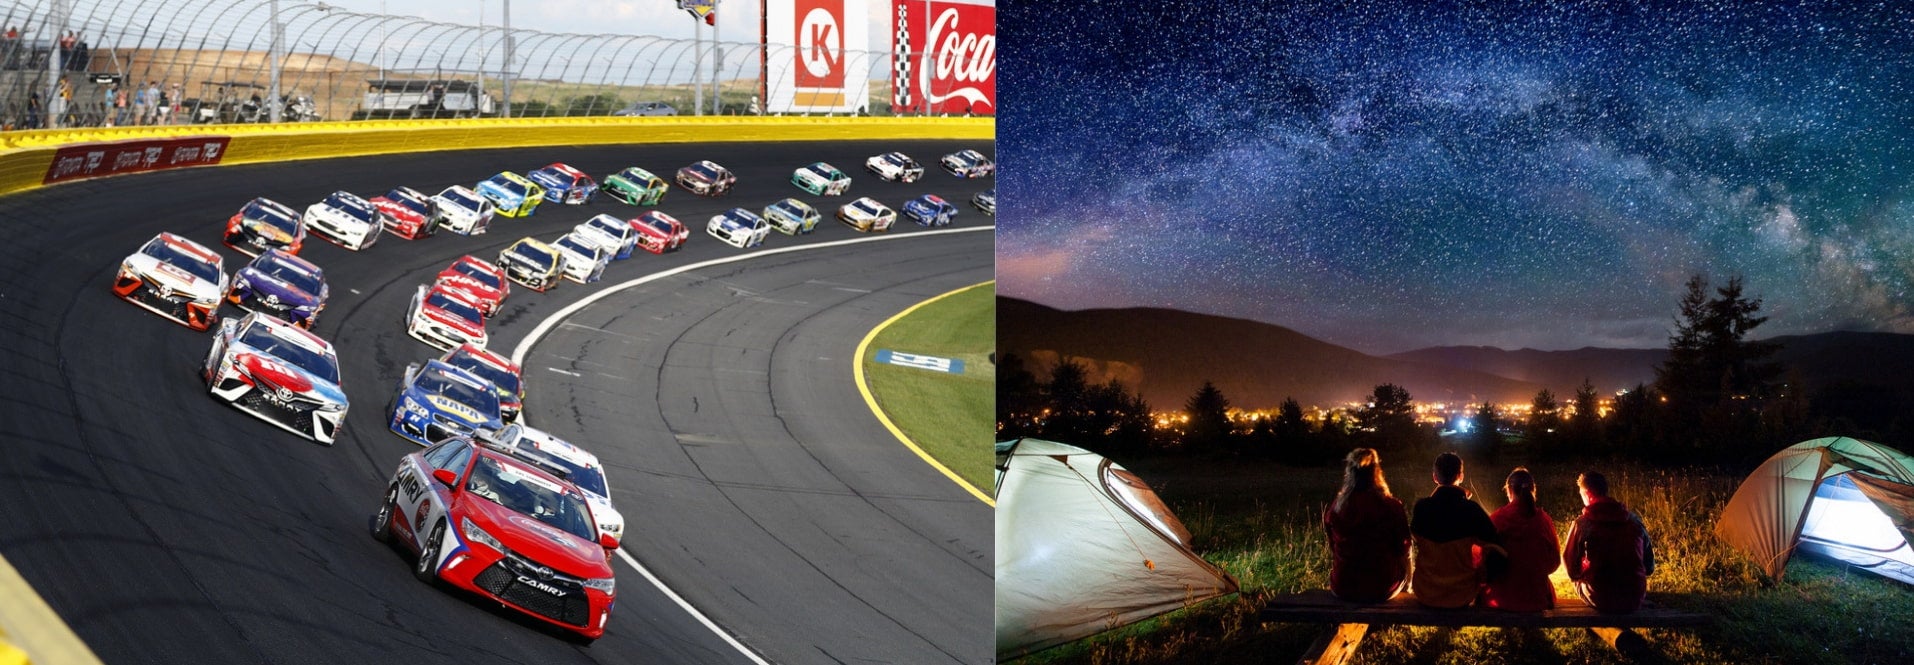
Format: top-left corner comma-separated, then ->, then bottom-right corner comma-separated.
126,254 -> 222,301
234,345 -> 345,405
238,269 -> 321,307
462,496 -> 611,578
477,182 -> 525,203
424,304 -> 483,336
403,385 -> 494,426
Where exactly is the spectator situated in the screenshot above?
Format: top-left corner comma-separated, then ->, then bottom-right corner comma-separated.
1564,472 -> 1655,614
134,81 -> 150,125
51,77 -> 69,128
1483,468 -> 1561,611
1323,448 -> 1411,603
112,84 -> 127,127
26,90 -> 41,129
5,26 -> 17,40
1409,452 -> 1502,608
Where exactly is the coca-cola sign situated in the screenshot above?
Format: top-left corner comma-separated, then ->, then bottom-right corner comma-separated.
43,136 -> 231,185
891,0 -> 996,115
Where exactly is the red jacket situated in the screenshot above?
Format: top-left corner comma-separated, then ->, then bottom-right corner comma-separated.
1324,489 -> 1410,603
1563,497 -> 1654,613
1484,502 -> 1560,611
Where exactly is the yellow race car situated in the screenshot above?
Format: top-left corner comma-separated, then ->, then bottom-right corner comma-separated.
476,171 -> 545,218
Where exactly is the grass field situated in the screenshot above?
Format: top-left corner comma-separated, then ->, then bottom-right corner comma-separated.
861,281 -> 996,495
1014,452 -> 1914,664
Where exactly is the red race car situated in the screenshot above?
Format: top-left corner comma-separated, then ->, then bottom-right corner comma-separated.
405,282 -> 488,351
372,430 -> 619,641
630,211 -> 689,254
435,255 -> 510,318
372,186 -> 440,240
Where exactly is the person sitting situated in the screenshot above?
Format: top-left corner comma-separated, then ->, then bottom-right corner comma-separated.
1564,472 -> 1655,613
1323,448 -> 1410,603
1483,468 -> 1561,611
1410,452 -> 1501,608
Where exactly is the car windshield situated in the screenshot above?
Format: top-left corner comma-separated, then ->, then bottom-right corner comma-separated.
441,188 -> 482,210
143,239 -> 222,282
388,190 -> 431,215
586,217 -> 625,236
884,154 -> 909,167
486,176 -> 527,197
465,456 -> 597,542
451,262 -> 503,289
852,201 -> 882,216
426,291 -> 482,323
243,200 -> 298,233
687,163 -> 718,180
509,243 -> 555,267
556,236 -> 597,256
805,164 -> 837,179
448,353 -> 520,397
620,168 -> 654,183
770,201 -> 806,218
237,322 -> 339,384
256,256 -> 323,296
526,448 -> 608,497
415,366 -> 500,414
324,193 -> 376,222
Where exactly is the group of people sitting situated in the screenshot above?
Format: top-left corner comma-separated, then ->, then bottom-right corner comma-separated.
1324,449 -> 1655,613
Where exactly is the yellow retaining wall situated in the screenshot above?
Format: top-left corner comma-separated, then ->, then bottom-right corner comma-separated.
0,116 -> 995,198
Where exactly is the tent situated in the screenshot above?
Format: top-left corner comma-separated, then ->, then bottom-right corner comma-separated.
1717,436 -> 1914,585
994,438 -> 1238,658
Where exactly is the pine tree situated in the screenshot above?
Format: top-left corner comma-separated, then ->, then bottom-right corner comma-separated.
1183,380 -> 1234,455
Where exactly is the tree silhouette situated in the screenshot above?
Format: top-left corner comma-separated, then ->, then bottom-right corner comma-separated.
1358,383 -> 1419,450
1654,274 -> 1783,456
1183,380 -> 1234,454
1529,388 -> 1561,451
995,353 -> 1043,438
1471,402 -> 1502,451
1570,378 -> 1602,452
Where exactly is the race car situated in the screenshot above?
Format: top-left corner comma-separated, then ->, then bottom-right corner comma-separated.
435,255 -> 510,318
303,190 -> 386,251
630,211 -> 688,254
370,431 -> 618,641
201,311 -> 348,444
528,163 -> 598,205
405,282 -> 489,351
227,249 -> 328,330
762,198 -> 821,235
387,359 -> 504,446
498,238 -> 563,293
902,193 -> 958,227
675,160 -> 735,196
972,188 -> 995,216
432,185 -> 497,236
602,167 -> 668,206
222,197 -> 305,257
706,208 -> 769,249
478,172 -> 545,218
837,197 -> 897,232
574,215 -> 638,260
791,161 -> 851,196
372,186 -> 439,240
438,344 -> 524,424
552,233 -> 610,285
865,152 -> 924,183
114,232 -> 228,331
494,426 -> 625,543
939,149 -> 996,178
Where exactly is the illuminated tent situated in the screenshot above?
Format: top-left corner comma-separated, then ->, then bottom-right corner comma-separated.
994,438 -> 1238,657
1717,437 -> 1914,585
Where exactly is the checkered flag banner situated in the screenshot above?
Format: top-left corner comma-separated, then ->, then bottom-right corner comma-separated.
892,2 -> 912,109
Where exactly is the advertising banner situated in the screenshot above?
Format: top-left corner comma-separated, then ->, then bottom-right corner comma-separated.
890,0 -> 995,115
764,0 -> 872,114
43,136 -> 231,185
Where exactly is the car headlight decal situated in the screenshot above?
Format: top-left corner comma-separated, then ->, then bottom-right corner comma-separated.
583,576 -> 615,595
461,517 -> 503,552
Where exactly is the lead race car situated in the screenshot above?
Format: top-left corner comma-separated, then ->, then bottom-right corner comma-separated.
791,161 -> 851,196
388,359 -> 504,446
201,311 -> 349,444
707,207 -> 769,249
228,249 -> 328,330
222,197 -> 305,257
371,430 -> 618,641
303,190 -> 386,251
114,232 -> 228,331
432,185 -> 496,236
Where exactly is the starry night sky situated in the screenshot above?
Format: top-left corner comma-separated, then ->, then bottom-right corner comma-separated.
997,0 -> 1914,354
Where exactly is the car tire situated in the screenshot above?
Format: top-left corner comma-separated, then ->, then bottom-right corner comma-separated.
371,485 -> 397,543
414,520 -> 445,583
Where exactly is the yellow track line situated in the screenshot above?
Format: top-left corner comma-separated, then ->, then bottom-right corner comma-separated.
853,281 -> 997,507
0,554 -> 103,665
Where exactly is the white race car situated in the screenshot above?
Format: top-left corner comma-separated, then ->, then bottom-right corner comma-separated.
939,149 -> 996,178
201,311 -> 349,444
112,232 -> 228,331
706,207 -> 769,249
304,191 -> 385,251
837,197 -> 897,233
493,425 -> 627,544
432,185 -> 496,236
552,232 -> 610,284
405,283 -> 489,351
865,152 -> 924,183
574,214 -> 638,260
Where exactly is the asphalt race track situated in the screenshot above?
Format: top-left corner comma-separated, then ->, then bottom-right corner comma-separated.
0,139 -> 993,664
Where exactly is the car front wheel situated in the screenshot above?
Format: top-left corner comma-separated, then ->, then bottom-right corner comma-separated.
414,520 -> 444,583
371,486 -> 396,542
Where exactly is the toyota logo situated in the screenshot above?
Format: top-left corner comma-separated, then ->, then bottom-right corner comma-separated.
275,387 -> 294,402
265,293 -> 280,306
534,565 -> 553,580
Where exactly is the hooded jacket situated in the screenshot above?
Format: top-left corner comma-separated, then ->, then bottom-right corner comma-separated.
1563,496 -> 1654,613
1484,502 -> 1561,611
1410,485 -> 1500,608
1323,489 -> 1410,603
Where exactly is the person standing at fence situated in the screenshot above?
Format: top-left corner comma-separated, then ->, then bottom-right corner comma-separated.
26,90 -> 41,129
1482,468 -> 1560,611
1563,472 -> 1655,614
50,77 -> 70,129
134,82 -> 150,125
111,84 -> 127,127
1323,448 -> 1411,603
1409,452 -> 1503,608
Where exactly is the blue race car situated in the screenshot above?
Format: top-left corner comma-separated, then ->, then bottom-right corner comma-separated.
527,162 -> 599,205
476,172 -> 544,218
902,194 -> 958,227
226,249 -> 328,329
387,359 -> 504,446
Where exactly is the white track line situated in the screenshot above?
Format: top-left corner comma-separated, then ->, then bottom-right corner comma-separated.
510,225 -> 992,665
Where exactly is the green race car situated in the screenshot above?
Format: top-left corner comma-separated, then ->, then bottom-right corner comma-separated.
603,167 -> 669,206
763,198 -> 822,235
791,161 -> 852,196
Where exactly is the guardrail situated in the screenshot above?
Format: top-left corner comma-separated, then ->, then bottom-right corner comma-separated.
0,115 -> 995,196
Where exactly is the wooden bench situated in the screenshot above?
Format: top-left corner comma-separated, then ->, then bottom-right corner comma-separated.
1260,590 -> 1711,665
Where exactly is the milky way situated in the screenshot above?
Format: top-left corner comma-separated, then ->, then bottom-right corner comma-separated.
997,1 -> 1914,354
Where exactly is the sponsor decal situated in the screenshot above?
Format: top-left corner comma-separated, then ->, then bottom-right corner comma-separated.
44,136 -> 232,185
891,0 -> 995,114
764,0 -> 871,113
874,350 -> 966,374
516,575 -> 567,596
